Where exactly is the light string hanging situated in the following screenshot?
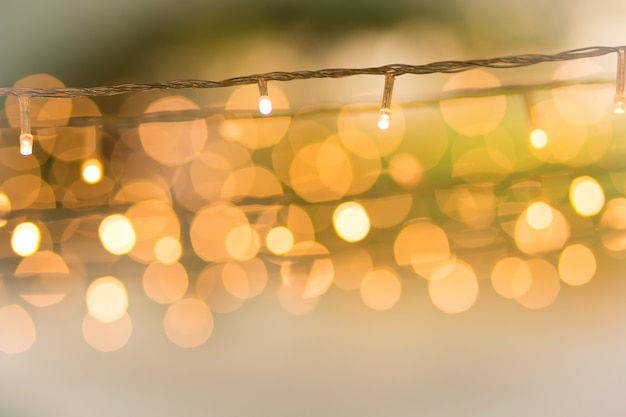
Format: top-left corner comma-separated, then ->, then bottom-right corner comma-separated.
5,45 -> 626,154
18,96 -> 33,156
377,73 -> 395,130
1,46 -> 623,99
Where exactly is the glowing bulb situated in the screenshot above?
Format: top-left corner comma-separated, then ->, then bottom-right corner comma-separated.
529,128 -> 548,149
259,96 -> 272,115
378,108 -> 391,130
614,49 -> 626,114
19,96 -> 33,156
11,222 -> 41,257
377,73 -> 395,130
20,134 -> 33,156
257,78 -> 272,115
81,159 -> 103,184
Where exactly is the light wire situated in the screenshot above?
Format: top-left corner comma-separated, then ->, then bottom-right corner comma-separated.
0,45 -> 623,99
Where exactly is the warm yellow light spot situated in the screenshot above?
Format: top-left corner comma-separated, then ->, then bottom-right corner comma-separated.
529,128 -> 548,149
428,261 -> 479,314
11,222 -> 41,257
86,276 -> 128,323
388,153 -> 422,188
225,225 -> 260,261
600,198 -> 626,253
196,264 -> 245,314
288,138 -> 355,203
0,192 -> 11,228
266,226 -> 294,255
394,221 -> 451,278
99,214 -> 136,255
142,261 -> 188,304
81,158 -> 103,184
221,165 -> 283,200
360,268 -> 402,311
222,84 -> 290,149
15,251 -> 72,307
125,200 -> 180,264
163,298 -> 213,348
82,312 -> 132,352
0,305 -> 36,354
558,244 -> 596,286
515,259 -> 560,309
154,236 -> 182,264
570,176 -> 604,217
526,202 -> 553,230
139,96 -> 208,165
332,201 -> 370,242
337,104 -> 405,159
491,257 -> 532,299
515,205 -> 569,256
552,60 -> 612,126
222,259 -> 268,300
190,203 -> 249,262
440,69 -> 506,136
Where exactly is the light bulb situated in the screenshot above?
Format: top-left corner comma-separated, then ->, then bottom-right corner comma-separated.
259,96 -> 272,115
20,134 -> 33,156
82,158 -> 103,184
19,96 -> 33,156
614,49 -> 625,114
378,73 -> 395,130
257,78 -> 272,115
378,108 -> 392,130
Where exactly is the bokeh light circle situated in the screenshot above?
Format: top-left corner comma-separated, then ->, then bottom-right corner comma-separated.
332,201 -> 370,242
86,276 -> 129,323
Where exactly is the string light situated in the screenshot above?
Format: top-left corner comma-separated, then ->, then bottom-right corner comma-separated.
2,45 -> 626,354
18,96 -> 33,156
378,73 -> 395,130
614,48 -> 626,114
257,78 -> 272,115
0,45 -> 623,153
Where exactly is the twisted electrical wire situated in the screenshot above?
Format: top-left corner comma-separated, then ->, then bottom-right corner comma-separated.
0,46 -> 623,99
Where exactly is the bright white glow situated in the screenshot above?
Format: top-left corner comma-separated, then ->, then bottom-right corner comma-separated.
570,176 -> 604,217
11,222 -> 40,256
81,159 -> 103,184
529,128 -> 548,149
615,100 -> 625,114
378,108 -> 391,130
20,134 -> 33,156
333,201 -> 370,242
86,276 -> 128,323
99,214 -> 136,255
259,96 -> 272,115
